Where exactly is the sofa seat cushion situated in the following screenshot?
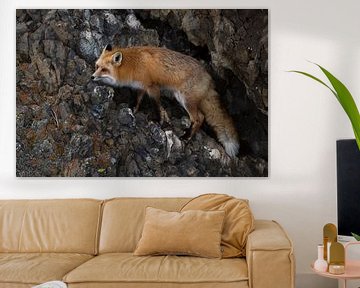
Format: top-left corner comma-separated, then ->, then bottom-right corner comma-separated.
64,253 -> 248,285
68,283 -> 249,288
0,253 -> 93,285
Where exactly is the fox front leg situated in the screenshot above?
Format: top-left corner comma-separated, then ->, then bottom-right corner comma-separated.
147,86 -> 170,125
133,90 -> 146,114
158,106 -> 171,125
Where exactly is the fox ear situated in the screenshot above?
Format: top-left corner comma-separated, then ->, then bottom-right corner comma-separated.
112,52 -> 123,65
104,44 -> 112,52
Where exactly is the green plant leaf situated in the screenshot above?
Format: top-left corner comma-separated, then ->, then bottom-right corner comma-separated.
289,64 -> 360,150
351,232 -> 360,241
316,65 -> 360,145
288,70 -> 337,98
354,127 -> 360,150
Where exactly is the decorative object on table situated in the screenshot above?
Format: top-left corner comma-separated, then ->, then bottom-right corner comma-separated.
322,223 -> 345,274
329,242 -> 345,275
323,223 -> 337,262
314,244 -> 328,272
290,63 -> 360,150
328,264 -> 345,275
32,281 -> 67,288
312,228 -> 360,288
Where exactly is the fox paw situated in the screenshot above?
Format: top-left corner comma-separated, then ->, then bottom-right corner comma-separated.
180,128 -> 192,142
159,110 -> 171,126
132,106 -> 139,114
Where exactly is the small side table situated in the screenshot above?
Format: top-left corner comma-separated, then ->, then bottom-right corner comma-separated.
311,242 -> 360,288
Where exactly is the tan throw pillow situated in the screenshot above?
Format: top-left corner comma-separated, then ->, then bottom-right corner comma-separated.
134,207 -> 225,258
181,193 -> 254,258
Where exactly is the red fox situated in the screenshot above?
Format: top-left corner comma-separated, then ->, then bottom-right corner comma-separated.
91,44 -> 239,157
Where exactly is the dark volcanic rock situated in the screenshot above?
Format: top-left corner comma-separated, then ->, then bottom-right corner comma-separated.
16,9 -> 268,177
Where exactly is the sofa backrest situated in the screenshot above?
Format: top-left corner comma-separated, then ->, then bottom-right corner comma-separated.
99,198 -> 190,253
0,199 -> 102,255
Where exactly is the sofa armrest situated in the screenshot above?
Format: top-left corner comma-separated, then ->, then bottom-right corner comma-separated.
246,220 -> 295,288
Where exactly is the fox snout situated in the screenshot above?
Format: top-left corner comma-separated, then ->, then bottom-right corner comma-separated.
91,72 -> 100,81
90,72 -> 118,87
91,73 -> 106,83
91,75 -> 100,82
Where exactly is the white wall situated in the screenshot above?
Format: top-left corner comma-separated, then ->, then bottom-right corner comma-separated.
2,1 -> 360,287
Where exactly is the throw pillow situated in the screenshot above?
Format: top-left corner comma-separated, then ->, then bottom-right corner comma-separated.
181,193 -> 254,258
134,207 -> 225,258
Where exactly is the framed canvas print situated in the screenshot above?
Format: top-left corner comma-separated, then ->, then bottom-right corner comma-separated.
16,9 -> 268,177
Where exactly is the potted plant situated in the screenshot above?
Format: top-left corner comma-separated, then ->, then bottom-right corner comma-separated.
290,64 -> 360,241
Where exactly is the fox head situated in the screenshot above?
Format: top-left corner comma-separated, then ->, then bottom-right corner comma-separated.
91,44 -> 122,86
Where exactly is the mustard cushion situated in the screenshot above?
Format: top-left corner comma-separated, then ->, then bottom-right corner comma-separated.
63,253 -> 249,283
134,207 -> 225,258
0,253 -> 93,284
181,194 -> 254,258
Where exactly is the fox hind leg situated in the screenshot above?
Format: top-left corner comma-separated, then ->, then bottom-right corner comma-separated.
181,100 -> 204,141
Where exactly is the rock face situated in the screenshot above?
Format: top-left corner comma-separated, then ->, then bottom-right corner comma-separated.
16,9 -> 268,177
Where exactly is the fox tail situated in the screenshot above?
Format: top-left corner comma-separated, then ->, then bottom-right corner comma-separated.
200,89 -> 240,158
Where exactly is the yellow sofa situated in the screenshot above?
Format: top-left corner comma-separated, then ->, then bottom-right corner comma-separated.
0,198 -> 295,288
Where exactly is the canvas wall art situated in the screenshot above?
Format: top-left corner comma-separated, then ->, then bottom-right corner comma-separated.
16,9 -> 268,177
